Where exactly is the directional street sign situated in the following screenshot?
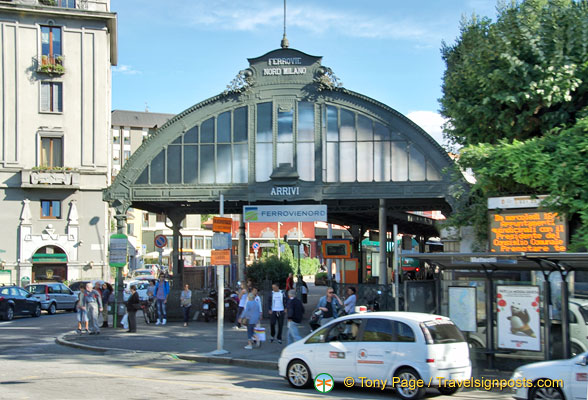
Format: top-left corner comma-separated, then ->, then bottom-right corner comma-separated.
212,233 -> 232,250
109,234 -> 128,268
211,250 -> 231,265
212,217 -> 232,233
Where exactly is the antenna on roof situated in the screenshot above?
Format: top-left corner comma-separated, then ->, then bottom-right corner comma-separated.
280,0 -> 289,48
145,102 -> 150,113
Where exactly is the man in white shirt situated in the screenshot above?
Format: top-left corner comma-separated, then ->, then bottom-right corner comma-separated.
344,287 -> 357,315
268,283 -> 286,344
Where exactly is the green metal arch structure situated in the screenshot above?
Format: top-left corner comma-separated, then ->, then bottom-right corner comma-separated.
104,48 -> 464,235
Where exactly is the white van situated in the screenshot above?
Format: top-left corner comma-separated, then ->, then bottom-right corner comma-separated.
278,311 -> 471,400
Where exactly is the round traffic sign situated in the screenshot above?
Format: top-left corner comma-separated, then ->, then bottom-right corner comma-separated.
154,234 -> 168,248
252,242 -> 260,250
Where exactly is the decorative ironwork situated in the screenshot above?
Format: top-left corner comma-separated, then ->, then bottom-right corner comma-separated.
314,66 -> 343,91
223,69 -> 254,95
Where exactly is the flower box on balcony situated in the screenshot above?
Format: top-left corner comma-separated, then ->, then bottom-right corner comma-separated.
38,55 -> 65,75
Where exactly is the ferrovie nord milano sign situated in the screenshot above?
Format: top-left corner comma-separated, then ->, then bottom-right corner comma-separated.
244,205 -> 327,223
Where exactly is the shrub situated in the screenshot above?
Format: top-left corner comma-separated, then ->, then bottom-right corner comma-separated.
246,255 -> 291,288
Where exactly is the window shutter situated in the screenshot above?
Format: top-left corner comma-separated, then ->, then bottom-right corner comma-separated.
41,83 -> 50,111
54,83 -> 62,112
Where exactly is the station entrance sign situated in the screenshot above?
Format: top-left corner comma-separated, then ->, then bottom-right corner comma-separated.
243,205 -> 327,223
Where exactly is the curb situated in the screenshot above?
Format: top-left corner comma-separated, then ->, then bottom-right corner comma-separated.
56,333 -> 279,371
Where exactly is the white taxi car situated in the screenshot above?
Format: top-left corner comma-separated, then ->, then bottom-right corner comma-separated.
511,352 -> 588,400
278,312 -> 471,400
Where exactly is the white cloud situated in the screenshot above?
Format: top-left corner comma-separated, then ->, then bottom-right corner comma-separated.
113,65 -> 141,75
406,110 -> 448,147
172,1 -> 441,43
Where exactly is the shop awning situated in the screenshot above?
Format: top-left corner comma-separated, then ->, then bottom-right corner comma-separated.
32,253 -> 68,263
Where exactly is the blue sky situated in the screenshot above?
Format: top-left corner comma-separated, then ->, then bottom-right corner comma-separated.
111,0 -> 498,146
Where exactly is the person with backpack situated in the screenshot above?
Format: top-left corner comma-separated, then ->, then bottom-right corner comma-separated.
267,282 -> 286,344
286,289 -> 304,344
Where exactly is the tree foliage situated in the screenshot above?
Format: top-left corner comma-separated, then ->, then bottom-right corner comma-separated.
440,0 -> 588,250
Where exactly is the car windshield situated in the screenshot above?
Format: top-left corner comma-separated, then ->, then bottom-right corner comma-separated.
26,285 -> 45,294
133,270 -> 152,275
421,320 -> 465,344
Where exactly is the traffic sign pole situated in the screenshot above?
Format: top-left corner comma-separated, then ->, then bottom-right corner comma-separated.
211,194 -> 228,355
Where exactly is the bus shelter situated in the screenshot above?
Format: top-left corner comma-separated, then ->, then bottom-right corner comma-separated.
408,252 -> 588,366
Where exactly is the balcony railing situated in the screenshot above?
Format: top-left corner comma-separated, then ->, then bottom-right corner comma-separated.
38,0 -> 77,8
38,55 -> 65,75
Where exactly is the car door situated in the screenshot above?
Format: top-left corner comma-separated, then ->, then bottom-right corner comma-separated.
59,284 -> 75,308
48,284 -> 62,309
17,288 -> 36,314
357,318 -> 398,382
312,318 -> 362,381
571,353 -> 588,400
10,287 -> 25,315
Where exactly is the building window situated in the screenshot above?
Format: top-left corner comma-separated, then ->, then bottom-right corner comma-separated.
182,236 -> 192,249
194,237 -> 204,250
41,82 -> 62,112
123,150 -> 131,161
123,135 -> 130,145
127,223 -> 134,236
156,213 -> 166,223
41,26 -> 61,59
41,200 -> 61,219
205,237 -> 212,250
56,0 -> 76,8
113,135 -> 120,144
40,136 -> 63,167
142,212 -> 149,228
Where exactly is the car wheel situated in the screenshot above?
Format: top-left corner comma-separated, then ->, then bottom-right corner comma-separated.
33,304 -> 41,318
286,359 -> 311,388
529,384 -> 564,400
48,303 -> 57,315
394,368 -> 426,400
6,306 -> 14,321
438,386 -> 462,396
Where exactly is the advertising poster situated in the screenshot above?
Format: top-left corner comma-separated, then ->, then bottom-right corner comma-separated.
448,286 -> 477,332
497,286 -> 541,351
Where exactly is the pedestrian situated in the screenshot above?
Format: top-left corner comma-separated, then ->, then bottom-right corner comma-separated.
297,276 -> 308,304
344,286 -> 357,315
285,272 -> 294,292
180,284 -> 192,327
101,283 -> 112,328
251,287 -> 263,321
154,275 -> 169,325
267,283 -> 286,344
126,285 -> 140,333
317,287 -> 343,326
81,282 -> 103,334
286,289 -> 304,345
234,285 -> 247,330
242,293 -> 261,349
76,286 -> 88,333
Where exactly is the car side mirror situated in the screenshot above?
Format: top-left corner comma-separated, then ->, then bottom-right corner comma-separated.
576,356 -> 588,366
27,293 -> 33,298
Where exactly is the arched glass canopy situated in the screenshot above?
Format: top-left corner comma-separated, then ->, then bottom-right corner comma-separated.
105,48 -> 462,234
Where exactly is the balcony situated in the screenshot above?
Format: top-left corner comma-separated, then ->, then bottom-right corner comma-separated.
38,0 -> 78,8
21,168 -> 80,188
38,55 -> 65,75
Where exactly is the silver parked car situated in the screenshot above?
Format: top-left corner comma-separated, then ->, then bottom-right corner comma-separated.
25,282 -> 78,314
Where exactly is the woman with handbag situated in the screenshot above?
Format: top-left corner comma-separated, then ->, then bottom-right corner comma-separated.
126,285 -> 140,333
241,293 -> 261,349
180,284 -> 192,327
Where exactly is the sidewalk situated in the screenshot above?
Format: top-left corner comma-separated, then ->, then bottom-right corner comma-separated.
57,317 -> 514,382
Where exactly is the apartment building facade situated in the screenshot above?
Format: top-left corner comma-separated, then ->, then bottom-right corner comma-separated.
0,0 -> 117,285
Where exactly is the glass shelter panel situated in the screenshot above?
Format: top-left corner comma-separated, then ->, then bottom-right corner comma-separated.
391,142 -> 408,181
167,145 -> 182,184
409,145 -> 426,181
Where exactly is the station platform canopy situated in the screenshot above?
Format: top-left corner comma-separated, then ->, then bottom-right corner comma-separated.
104,47 -> 466,236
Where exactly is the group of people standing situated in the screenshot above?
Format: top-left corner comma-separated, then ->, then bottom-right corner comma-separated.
76,282 -> 113,334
